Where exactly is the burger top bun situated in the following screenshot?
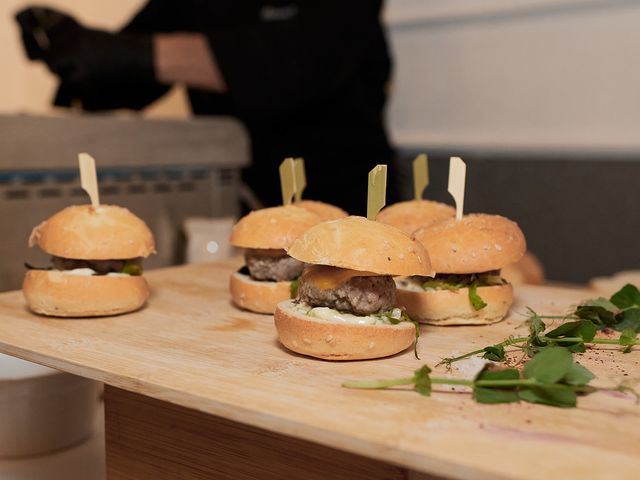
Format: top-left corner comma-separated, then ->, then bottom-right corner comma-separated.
287,216 -> 433,276
296,200 -> 348,221
376,199 -> 455,235
29,204 -> 155,260
230,205 -> 321,250
413,214 -> 526,274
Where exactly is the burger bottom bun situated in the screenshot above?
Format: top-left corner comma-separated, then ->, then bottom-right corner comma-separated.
22,270 -> 149,317
229,271 -> 291,314
396,283 -> 513,326
274,300 -> 416,360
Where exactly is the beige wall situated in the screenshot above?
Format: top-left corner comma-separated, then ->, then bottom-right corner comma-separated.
0,0 -> 188,117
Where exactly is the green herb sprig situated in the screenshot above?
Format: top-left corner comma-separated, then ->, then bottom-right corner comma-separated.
438,284 -> 640,368
575,284 -> 640,331
343,347 -> 638,408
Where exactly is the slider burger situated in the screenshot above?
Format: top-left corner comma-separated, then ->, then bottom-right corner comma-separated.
23,205 -> 155,317
396,214 -> 526,325
229,205 -> 321,314
275,216 -> 432,360
376,199 -> 455,235
296,200 -> 348,221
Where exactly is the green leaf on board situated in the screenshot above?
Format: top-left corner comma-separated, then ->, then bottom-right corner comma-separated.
619,328 -> 637,353
522,347 -> 573,384
414,365 -> 432,396
615,308 -> 640,333
610,284 -> 640,310
563,363 -> 595,386
482,344 -> 507,362
575,298 -> 619,327
545,320 -> 597,342
474,387 -> 520,404
475,366 -> 520,382
518,385 -> 577,408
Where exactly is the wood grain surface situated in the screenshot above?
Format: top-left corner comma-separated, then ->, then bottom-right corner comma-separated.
0,260 -> 638,480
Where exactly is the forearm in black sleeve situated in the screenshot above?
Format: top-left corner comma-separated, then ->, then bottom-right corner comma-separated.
56,0 -> 190,111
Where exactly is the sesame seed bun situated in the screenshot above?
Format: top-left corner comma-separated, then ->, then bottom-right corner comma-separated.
28,205 -> 155,260
22,270 -> 149,317
287,216 -> 433,276
274,300 -> 415,360
413,214 -> 526,274
376,200 -> 455,235
230,205 -> 321,250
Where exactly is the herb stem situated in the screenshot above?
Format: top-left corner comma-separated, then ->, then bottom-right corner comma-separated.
537,336 -> 639,346
342,376 -> 415,389
430,378 -> 474,387
590,338 -> 639,346
437,337 -> 528,366
473,378 -> 538,388
344,376 -> 559,391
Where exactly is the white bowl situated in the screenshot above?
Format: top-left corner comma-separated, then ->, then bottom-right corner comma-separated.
0,354 -> 100,458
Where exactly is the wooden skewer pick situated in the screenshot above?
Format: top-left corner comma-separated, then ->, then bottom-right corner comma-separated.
78,152 -> 100,208
448,156 -> 466,220
293,158 -> 306,203
413,153 -> 429,201
367,164 -> 387,221
279,158 -> 296,206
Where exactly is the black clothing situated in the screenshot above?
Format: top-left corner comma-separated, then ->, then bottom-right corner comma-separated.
47,1 -> 394,213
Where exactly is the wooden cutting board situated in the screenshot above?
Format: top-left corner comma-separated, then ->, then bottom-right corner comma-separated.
0,260 -> 638,480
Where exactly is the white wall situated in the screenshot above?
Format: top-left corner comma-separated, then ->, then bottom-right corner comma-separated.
386,0 -> 640,154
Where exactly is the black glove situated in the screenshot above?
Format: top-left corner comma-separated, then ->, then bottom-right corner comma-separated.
15,7 -> 155,99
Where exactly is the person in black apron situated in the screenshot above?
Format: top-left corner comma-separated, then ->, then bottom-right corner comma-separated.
16,1 -> 394,214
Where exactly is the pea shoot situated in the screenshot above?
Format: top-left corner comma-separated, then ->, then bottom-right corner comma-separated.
343,347 -> 639,408
438,284 -> 640,368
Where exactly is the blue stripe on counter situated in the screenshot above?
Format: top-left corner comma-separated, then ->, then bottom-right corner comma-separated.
0,166 -> 212,184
